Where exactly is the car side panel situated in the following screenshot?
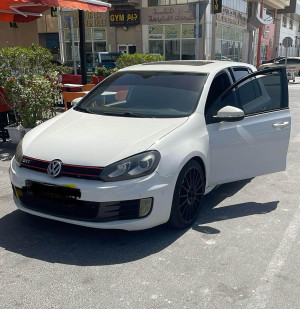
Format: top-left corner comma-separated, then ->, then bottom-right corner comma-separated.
207,109 -> 291,186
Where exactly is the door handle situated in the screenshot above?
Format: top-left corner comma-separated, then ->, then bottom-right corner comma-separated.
272,121 -> 290,129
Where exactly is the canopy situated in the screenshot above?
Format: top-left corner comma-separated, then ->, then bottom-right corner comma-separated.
0,0 -> 48,23
27,0 -> 111,12
0,0 -> 111,23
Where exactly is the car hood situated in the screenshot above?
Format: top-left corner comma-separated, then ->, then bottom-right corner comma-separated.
23,109 -> 187,167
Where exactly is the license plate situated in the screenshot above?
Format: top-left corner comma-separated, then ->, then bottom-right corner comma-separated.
25,181 -> 81,201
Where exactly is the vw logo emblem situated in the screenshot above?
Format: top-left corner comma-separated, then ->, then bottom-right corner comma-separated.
47,160 -> 62,177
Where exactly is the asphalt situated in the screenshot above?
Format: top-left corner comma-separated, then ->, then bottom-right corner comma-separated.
0,78 -> 300,309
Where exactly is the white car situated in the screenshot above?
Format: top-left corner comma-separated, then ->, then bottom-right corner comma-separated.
10,61 -> 291,231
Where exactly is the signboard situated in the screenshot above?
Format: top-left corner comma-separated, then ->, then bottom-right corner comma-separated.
109,10 -> 140,26
212,0 -> 222,14
142,5 -> 195,25
216,7 -> 247,28
51,7 -> 58,17
282,37 -> 293,48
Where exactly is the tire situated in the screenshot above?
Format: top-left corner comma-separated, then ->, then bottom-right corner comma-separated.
168,160 -> 205,229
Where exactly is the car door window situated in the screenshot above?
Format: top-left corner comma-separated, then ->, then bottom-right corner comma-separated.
206,68 -> 288,123
205,71 -> 232,114
232,67 -> 252,81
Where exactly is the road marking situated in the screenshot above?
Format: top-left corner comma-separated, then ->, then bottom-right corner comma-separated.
247,203 -> 300,308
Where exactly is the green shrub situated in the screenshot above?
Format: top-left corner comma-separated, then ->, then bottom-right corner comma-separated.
95,67 -> 118,77
116,53 -> 164,69
0,44 -> 61,128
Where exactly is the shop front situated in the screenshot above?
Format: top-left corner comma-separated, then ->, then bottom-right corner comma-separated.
141,5 -> 199,60
62,10 -> 107,72
214,3 -> 248,62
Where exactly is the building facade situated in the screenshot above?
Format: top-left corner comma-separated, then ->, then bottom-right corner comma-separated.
1,0 -> 299,68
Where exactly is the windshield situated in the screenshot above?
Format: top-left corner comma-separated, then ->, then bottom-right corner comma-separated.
101,54 -> 120,62
75,71 -> 207,118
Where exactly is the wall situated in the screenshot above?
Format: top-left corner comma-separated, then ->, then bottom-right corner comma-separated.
0,21 -> 39,48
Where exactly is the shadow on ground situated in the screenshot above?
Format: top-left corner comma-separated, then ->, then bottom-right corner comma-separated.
193,180 -> 278,234
0,179 -> 278,266
0,142 -> 16,161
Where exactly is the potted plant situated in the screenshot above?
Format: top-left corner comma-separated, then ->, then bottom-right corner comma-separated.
93,67 -> 118,84
0,44 -> 62,142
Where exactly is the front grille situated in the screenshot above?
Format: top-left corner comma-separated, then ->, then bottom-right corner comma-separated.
13,183 -> 146,222
21,156 -> 103,180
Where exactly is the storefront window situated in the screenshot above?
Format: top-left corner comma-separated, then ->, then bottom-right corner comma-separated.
149,40 -> 164,55
62,11 -> 107,65
182,40 -> 195,60
215,24 -> 243,62
148,24 -> 195,60
165,40 -> 180,60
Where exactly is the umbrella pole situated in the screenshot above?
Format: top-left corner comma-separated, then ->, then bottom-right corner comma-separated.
79,10 -> 87,84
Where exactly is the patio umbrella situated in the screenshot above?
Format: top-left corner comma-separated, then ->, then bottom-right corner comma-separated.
0,0 -> 111,83
0,0 -> 48,23
0,0 -> 110,22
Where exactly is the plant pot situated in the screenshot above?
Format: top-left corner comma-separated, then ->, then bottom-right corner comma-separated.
92,76 -> 105,84
4,124 -> 25,143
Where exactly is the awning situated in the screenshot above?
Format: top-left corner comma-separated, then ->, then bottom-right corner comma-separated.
26,0 -> 111,12
0,0 -> 111,23
0,0 -> 48,23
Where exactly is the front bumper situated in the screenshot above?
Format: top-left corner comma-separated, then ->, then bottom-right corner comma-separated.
10,158 -> 177,231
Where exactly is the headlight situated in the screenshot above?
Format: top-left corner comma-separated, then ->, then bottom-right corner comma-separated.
15,138 -> 23,166
100,151 -> 161,182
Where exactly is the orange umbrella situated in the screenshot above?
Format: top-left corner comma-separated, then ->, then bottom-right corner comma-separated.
0,0 -> 48,23
27,0 -> 110,12
0,0 -> 110,23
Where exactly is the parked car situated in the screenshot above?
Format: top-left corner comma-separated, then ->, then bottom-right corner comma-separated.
261,56 -> 284,65
96,52 -> 121,69
10,61 -> 291,231
259,56 -> 300,76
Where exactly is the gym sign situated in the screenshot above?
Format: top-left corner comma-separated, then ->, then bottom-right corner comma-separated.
109,10 -> 140,26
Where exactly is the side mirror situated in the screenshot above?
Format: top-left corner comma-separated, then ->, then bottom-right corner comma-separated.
71,97 -> 82,106
214,106 -> 245,122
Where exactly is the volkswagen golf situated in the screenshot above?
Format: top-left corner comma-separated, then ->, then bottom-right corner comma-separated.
10,61 -> 291,230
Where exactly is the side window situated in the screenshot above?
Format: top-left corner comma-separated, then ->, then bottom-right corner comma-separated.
223,71 -> 284,117
232,68 -> 251,81
205,72 -> 232,114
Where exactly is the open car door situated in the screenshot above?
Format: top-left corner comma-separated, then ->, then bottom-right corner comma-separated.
206,67 -> 291,187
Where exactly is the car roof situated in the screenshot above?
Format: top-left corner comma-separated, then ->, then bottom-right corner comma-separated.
118,60 -> 255,74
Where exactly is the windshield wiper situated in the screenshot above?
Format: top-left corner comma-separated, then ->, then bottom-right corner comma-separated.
101,111 -> 153,118
74,106 -> 93,114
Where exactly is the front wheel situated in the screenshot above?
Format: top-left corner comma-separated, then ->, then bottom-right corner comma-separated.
168,160 -> 205,229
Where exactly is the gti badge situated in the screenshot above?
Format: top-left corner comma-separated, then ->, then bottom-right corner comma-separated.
47,160 -> 62,177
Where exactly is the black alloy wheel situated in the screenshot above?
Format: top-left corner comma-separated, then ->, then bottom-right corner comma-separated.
168,160 -> 205,229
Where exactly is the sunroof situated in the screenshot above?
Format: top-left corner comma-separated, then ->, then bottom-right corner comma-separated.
142,60 -> 214,66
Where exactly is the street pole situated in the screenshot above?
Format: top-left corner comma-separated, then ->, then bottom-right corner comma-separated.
79,10 -> 87,85
195,2 -> 200,60
70,16 -> 77,75
256,2 -> 264,68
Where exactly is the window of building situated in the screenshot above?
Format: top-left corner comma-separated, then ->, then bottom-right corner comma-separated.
282,16 -> 287,27
223,0 -> 247,13
148,0 -> 197,6
63,11 -> 107,64
148,24 -> 195,60
289,19 -> 293,30
215,24 -> 243,62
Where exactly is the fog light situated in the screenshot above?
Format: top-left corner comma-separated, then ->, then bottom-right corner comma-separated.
139,198 -> 153,217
